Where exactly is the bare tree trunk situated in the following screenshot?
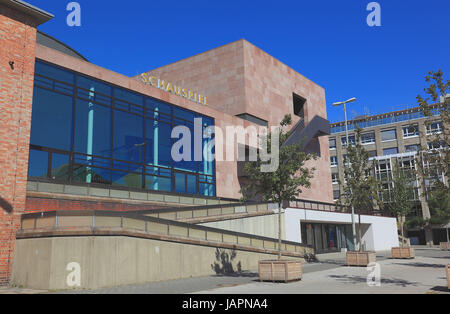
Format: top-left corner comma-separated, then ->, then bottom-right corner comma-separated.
278,202 -> 282,261
358,213 -> 363,252
401,221 -> 405,248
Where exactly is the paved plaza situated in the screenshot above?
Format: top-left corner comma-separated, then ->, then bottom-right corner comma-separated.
1,247 -> 448,294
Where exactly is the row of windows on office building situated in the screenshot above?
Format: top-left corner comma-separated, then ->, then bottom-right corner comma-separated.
329,123 -> 445,167
28,60 -> 217,196
330,108 -> 441,134
330,122 -> 443,150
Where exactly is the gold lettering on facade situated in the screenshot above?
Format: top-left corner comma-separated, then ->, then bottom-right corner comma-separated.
141,74 -> 208,106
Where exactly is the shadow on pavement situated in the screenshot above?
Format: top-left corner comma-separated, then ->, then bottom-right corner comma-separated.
429,286 -> 450,293
393,262 -> 447,269
212,271 -> 259,278
328,275 -> 419,287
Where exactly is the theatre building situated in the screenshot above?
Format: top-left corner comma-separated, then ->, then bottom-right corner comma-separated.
0,1 -> 398,289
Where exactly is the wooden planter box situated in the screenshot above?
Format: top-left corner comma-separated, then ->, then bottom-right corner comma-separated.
258,260 -> 302,283
440,242 -> 450,251
346,251 -> 377,267
446,265 -> 450,290
391,247 -> 415,259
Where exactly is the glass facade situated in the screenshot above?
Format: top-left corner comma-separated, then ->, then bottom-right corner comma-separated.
330,108 -> 440,134
301,223 -> 355,253
28,60 -> 216,196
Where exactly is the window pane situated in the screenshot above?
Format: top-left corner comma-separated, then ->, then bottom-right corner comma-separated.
175,172 -> 186,193
157,122 -> 173,168
113,110 -> 145,163
77,76 -> 112,96
31,87 -> 73,151
50,153 -> 70,181
405,145 -> 419,152
381,129 -> 397,141
35,62 -> 74,84
186,174 -> 197,195
28,149 -> 48,178
200,183 -> 215,197
74,100 -> 111,158
329,138 -> 336,149
112,170 -> 143,189
383,147 -> 399,156
361,132 -> 375,144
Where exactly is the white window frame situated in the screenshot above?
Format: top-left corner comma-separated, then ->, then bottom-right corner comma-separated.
383,147 -> 399,156
381,129 -> 397,143
330,156 -> 338,167
426,122 -> 443,135
361,132 -> 376,145
329,138 -> 336,150
341,135 -> 356,147
332,173 -> 339,184
427,141 -> 445,150
402,124 -> 419,138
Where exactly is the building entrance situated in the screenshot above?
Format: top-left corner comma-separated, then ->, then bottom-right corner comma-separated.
301,222 -> 355,254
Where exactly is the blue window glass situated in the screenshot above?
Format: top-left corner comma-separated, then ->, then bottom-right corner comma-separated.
113,110 -> 145,164
186,174 -> 197,195
77,76 -> 112,105
50,153 -> 70,181
35,61 -> 74,84
31,87 -> 73,151
156,122 -> 173,168
29,60 -> 216,196
28,149 -> 48,178
175,172 -> 187,194
74,100 -> 111,158
173,124 -> 197,173
112,170 -> 143,189
383,147 -> 399,156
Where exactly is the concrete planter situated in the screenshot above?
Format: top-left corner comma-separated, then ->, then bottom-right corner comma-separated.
440,242 -> 450,251
446,265 -> 450,290
391,247 -> 415,259
346,251 -> 376,267
258,260 -> 302,283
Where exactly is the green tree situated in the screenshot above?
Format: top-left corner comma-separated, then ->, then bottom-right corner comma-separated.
416,70 -> 449,243
385,163 -> 415,248
339,129 -> 381,252
242,114 -> 317,260
428,188 -> 450,243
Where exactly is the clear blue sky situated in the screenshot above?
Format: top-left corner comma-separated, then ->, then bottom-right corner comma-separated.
30,0 -> 450,123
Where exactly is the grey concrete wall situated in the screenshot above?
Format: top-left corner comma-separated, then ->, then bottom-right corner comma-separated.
27,181 -> 235,206
200,213 -> 286,240
12,236 -> 301,290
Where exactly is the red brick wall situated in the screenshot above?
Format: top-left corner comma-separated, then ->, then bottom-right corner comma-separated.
0,6 -> 38,286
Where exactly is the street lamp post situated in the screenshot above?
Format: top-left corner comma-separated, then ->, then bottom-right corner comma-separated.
333,97 -> 358,251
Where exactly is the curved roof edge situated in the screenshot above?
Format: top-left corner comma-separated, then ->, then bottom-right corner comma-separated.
37,31 -> 89,62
